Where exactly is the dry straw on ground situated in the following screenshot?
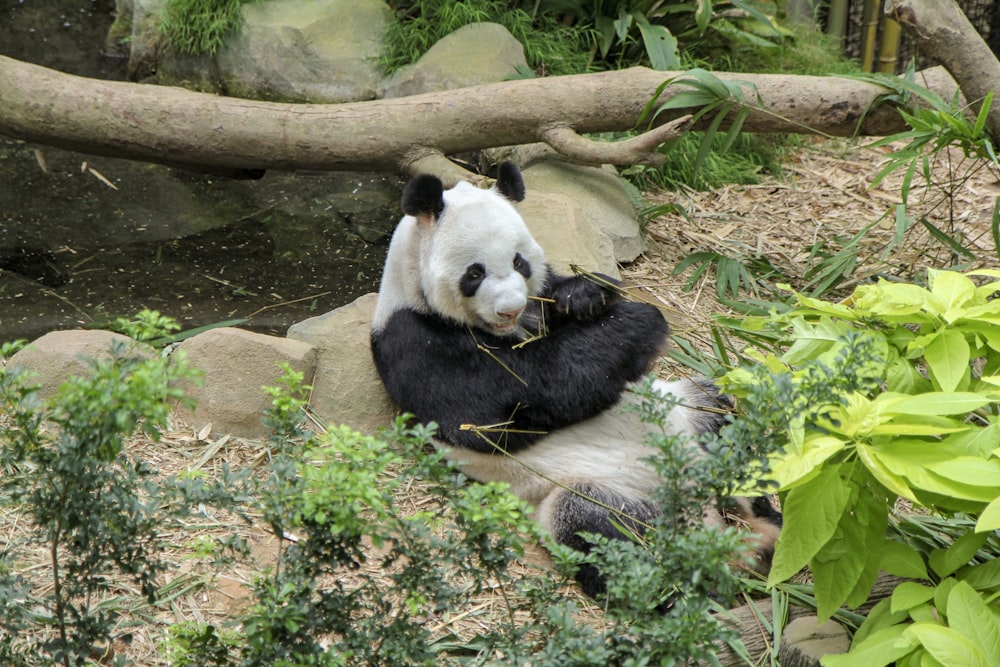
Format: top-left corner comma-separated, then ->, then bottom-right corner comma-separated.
3,138 -> 999,665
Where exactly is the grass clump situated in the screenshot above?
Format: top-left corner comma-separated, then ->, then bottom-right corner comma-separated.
382,0 -> 591,76
158,0 -> 259,56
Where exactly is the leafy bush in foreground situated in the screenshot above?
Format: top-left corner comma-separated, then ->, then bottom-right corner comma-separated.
721,269 -> 1000,665
173,368 -> 763,666
0,334 -> 250,667
0,318 -> 769,666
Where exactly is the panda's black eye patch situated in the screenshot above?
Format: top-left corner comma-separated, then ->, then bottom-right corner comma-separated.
460,263 -> 486,297
513,253 -> 531,279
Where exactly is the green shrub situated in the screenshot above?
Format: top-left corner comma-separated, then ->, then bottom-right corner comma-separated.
0,322 -> 251,666
720,269 -> 1000,663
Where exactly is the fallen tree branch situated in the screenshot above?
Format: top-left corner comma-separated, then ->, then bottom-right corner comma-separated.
0,55 -> 958,177
540,115 -> 693,166
888,0 -> 1000,138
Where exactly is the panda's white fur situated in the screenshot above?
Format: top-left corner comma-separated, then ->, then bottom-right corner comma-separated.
372,180 -> 546,338
370,162 -> 780,597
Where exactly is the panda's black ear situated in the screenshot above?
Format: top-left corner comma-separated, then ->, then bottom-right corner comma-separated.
401,174 -> 445,219
496,161 -> 525,203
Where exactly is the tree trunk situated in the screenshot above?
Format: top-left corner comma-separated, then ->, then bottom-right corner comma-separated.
888,0 -> 1000,138
0,55 -> 958,183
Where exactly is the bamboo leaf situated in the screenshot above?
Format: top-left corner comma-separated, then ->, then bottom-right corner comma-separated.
920,217 -> 976,258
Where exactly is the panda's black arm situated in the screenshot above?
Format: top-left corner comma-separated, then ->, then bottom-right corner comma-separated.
372,302 -> 668,454
538,271 -> 620,325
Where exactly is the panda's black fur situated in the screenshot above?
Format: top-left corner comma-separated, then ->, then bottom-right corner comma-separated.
370,162 -> 781,598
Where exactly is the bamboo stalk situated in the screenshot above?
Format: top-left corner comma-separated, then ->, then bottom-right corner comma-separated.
826,0 -> 850,48
877,16 -> 903,73
860,0 -> 880,71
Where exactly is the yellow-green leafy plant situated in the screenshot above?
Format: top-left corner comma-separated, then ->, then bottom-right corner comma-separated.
721,269 -> 1000,665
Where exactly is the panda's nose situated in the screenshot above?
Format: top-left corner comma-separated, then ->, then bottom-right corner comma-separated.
497,307 -> 523,321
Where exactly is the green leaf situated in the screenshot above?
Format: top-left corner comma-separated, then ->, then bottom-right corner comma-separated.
929,531 -> 989,578
880,539 -> 929,579
957,557 -> 1000,591
928,270 -> 977,322
873,442 -> 998,503
885,392 -> 992,416
768,464 -> 852,584
857,442 -> 917,501
905,623 -> 992,667
923,329 -> 970,392
975,496 -> 1000,533
633,15 -> 678,70
946,580 -> 1000,657
926,457 -> 1000,487
821,623 -> 916,667
891,582 -> 936,613
781,317 -> 854,366
768,435 -> 846,490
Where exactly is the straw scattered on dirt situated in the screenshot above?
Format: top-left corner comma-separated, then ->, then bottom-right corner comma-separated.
4,137 -> 999,664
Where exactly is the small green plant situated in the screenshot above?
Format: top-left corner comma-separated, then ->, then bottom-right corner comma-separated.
719,269 -> 1000,662
158,0 -> 259,56
0,318 -> 250,666
859,65 -> 1000,261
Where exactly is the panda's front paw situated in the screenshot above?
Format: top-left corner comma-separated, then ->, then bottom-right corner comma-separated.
551,278 -> 611,322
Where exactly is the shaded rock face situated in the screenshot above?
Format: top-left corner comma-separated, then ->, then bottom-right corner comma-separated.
286,293 -> 394,435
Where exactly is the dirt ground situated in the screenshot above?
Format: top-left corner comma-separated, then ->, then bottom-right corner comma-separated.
4,137 -> 999,664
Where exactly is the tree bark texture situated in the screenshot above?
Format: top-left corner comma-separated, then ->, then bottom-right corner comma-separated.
0,55 -> 958,180
888,0 -> 1000,139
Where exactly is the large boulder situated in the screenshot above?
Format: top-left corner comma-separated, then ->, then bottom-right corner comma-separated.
286,293 -> 396,434
521,160 -> 646,264
174,327 -> 317,438
127,0 -> 391,103
6,330 -> 154,400
379,22 -> 528,98
519,190 -> 619,278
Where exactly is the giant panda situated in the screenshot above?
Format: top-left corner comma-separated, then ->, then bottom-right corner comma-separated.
370,161 -> 781,597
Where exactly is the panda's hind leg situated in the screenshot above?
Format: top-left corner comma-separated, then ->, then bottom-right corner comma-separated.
724,496 -> 783,573
536,484 -> 658,598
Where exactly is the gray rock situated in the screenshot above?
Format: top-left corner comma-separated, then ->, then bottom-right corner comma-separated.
174,327 -> 317,439
379,22 -> 528,98
6,330 -> 154,400
521,160 -> 646,264
286,293 -> 396,435
129,0 -> 390,103
519,190 -> 619,278
777,615 -> 851,667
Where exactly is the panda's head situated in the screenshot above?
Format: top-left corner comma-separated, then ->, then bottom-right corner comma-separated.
377,162 -> 547,338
